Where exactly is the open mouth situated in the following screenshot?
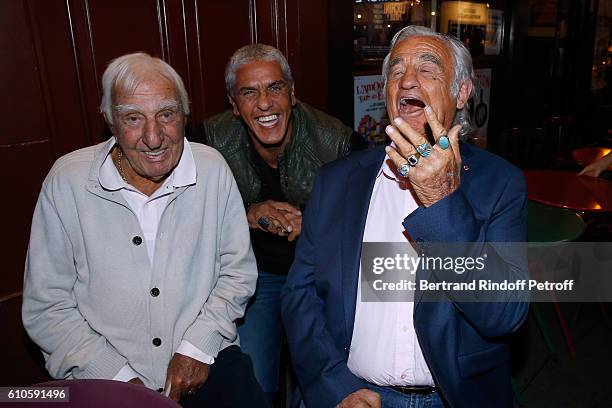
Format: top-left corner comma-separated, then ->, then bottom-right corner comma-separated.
142,148 -> 168,161
255,114 -> 280,128
399,96 -> 426,115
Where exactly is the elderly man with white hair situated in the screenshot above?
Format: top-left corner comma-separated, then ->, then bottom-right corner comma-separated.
22,52 -> 270,407
282,26 -> 528,408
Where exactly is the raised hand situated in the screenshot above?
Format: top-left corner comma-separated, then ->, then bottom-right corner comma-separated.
385,106 -> 462,207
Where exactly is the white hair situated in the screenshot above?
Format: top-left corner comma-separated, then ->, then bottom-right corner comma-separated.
382,26 -> 475,138
100,52 -> 190,125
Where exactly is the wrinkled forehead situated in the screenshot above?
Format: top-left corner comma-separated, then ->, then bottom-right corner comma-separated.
112,67 -> 178,100
390,36 -> 454,68
111,74 -> 181,116
235,60 -> 285,84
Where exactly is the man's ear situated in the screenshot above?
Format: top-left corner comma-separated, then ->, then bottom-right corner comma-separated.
290,85 -> 296,106
456,80 -> 473,109
228,95 -> 240,117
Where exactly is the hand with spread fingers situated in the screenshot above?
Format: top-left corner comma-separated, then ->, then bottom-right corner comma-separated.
385,106 -> 462,207
247,200 -> 302,240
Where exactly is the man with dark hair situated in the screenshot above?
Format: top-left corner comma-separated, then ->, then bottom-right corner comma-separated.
197,43 -> 363,399
281,26 -> 528,408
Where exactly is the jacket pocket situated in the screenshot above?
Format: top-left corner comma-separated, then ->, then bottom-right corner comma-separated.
458,344 -> 509,378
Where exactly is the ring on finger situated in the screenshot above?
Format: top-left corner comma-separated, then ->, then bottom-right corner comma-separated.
438,135 -> 450,150
257,216 -> 270,230
397,162 -> 410,178
407,153 -> 420,166
416,142 -> 433,157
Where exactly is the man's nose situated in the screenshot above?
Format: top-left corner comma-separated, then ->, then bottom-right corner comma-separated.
400,67 -> 419,89
143,118 -> 163,149
256,91 -> 273,111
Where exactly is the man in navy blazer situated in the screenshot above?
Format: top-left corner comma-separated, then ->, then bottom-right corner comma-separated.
281,26 -> 528,408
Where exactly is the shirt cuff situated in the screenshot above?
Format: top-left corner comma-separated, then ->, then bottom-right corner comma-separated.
176,340 -> 215,365
112,364 -> 140,382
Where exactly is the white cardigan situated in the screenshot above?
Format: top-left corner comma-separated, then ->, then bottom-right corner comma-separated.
22,138 -> 257,390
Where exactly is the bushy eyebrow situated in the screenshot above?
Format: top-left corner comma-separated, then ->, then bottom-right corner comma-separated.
268,80 -> 286,88
237,80 -> 287,94
240,80 -> 286,89
388,53 -> 443,71
157,99 -> 181,111
389,57 -> 403,69
113,104 -> 140,114
417,53 -> 443,68
236,85 -> 256,93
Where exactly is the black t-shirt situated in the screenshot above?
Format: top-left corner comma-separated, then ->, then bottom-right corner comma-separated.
249,152 -> 296,275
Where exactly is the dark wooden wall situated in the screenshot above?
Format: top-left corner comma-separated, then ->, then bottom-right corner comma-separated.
0,0 -> 329,386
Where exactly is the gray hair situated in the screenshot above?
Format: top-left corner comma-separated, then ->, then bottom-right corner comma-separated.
382,26 -> 475,139
225,44 -> 293,96
100,52 -> 190,125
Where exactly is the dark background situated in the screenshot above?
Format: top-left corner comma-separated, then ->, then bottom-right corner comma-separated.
0,0 -> 331,385
1,0 -> 610,386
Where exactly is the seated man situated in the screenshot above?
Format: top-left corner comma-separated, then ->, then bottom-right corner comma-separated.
281,26 -> 528,408
197,44 -> 363,399
22,52 -> 270,408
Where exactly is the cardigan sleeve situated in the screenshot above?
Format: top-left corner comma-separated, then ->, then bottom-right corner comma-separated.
22,176 -> 128,380
181,162 -> 257,357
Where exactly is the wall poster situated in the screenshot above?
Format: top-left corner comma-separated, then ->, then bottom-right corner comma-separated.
466,68 -> 492,147
354,74 -> 389,147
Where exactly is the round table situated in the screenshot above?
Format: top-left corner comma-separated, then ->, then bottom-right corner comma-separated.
4,379 -> 181,408
571,146 -> 612,169
524,170 -> 612,212
528,201 -> 585,243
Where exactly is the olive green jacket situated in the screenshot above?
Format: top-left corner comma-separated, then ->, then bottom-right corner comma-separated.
199,102 -> 355,207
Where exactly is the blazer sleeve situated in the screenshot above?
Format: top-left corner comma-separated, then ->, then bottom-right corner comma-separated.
402,168 -> 529,338
281,172 -> 367,408
22,178 -> 128,380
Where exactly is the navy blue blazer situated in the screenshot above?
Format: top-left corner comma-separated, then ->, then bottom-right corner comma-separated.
281,143 -> 529,408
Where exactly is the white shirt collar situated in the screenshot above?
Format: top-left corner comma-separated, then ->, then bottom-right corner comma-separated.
98,137 -> 196,192
171,139 -> 197,188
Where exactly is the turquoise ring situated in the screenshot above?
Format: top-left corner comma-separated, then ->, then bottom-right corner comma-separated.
438,135 -> 450,150
416,142 -> 433,157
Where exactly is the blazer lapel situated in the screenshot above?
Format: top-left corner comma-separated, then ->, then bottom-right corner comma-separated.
341,147 -> 386,344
